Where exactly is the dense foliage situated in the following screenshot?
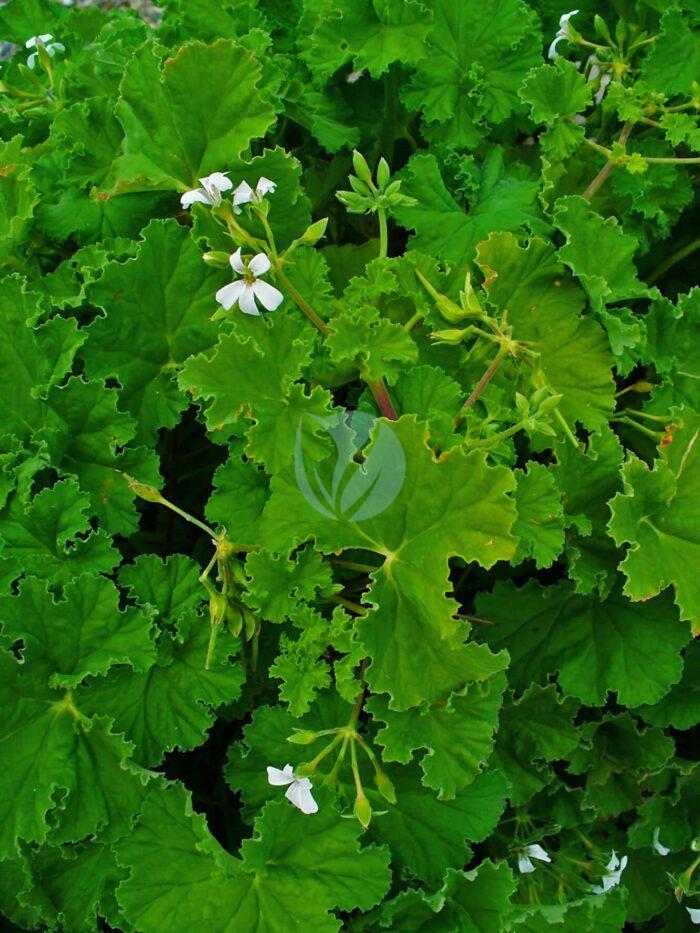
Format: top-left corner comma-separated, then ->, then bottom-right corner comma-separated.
0,0 -> 699,929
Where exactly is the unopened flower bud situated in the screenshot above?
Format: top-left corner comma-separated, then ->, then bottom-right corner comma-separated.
374,769 -> 396,804
125,475 -> 163,503
202,251 -> 230,267
431,328 -> 469,346
352,150 -> 373,185
376,157 -> 390,189
209,592 -> 227,626
354,792 -> 372,829
299,217 -> 328,245
287,730 -> 322,745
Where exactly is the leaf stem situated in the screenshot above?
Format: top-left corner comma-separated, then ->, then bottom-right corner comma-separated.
377,206 -> 388,259
581,121 -> 634,201
456,346 -> 507,425
366,377 -> 398,420
274,263 -> 331,335
648,236 -> 700,283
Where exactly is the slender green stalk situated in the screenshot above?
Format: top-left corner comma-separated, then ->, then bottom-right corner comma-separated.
649,236 -> 700,283
377,206 -> 388,259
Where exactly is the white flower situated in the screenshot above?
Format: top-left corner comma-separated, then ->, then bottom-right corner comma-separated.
688,907 -> 700,925
267,763 -> 318,814
652,826 -> 670,856
215,248 -> 284,316
592,851 -> 628,894
180,172 -> 232,209
25,34 -> 65,69
232,177 -> 277,214
517,844 -> 552,874
548,10 -> 579,59
347,70 -> 365,84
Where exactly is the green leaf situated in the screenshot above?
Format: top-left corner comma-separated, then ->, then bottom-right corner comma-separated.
179,314 -> 335,470
327,304 -> 418,383
395,151 -> 542,268
609,407 -> 700,633
391,364 -> 462,447
642,8 -> 700,97
552,427 -> 624,596
245,545 -> 335,622
0,277 -> 85,444
0,477 -> 118,588
110,40 -> 276,193
636,640 -> 700,730
378,766 -> 509,886
0,136 -> 38,267
476,232 -> 615,431
493,685 -> 579,805
84,219 -> 226,441
120,554 -> 204,630
0,642 -> 151,858
301,0 -> 434,80
0,574 -> 156,687
403,0 -> 541,148
115,782 -> 391,931
476,581 -> 689,707
519,59 -> 592,124
205,447 -> 269,546
642,290 -> 700,409
554,196 -> 650,311
78,614 -> 244,767
43,376 -> 161,536
513,462 -> 565,568
366,671 -> 506,798
18,842 -> 124,933
262,416 -> 516,708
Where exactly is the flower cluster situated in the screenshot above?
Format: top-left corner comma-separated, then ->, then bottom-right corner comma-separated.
25,34 -> 65,69
181,172 -> 283,316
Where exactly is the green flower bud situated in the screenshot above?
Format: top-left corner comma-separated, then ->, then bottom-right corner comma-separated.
593,14 -> 612,43
125,475 -> 163,503
209,591 -> 227,626
354,792 -> 372,829
287,730 -> 322,745
431,328 -> 469,346
225,599 -> 243,636
376,157 -> 390,189
461,271 -> 483,315
299,217 -> 329,245
348,174 -> 371,196
352,149 -> 373,185
202,251 -> 230,267
374,770 -> 396,804
242,607 -> 258,641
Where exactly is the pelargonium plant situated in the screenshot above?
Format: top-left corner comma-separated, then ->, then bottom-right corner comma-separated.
0,0 -> 699,930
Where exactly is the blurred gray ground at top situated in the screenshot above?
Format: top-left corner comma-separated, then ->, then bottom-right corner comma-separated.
0,0 -> 162,59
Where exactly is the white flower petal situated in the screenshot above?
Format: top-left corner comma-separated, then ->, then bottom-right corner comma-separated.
252,279 -> 284,312
229,248 -> 246,274
201,171 -> 232,193
688,907 -> 700,925
49,42 -> 64,54
347,70 -> 364,84
255,176 -> 276,197
524,844 -> 551,863
267,764 -> 295,786
215,280 -> 245,311
518,855 -> 535,874
27,51 -> 38,68
180,188 -> 210,208
285,779 -> 318,815
560,9 -> 579,28
248,252 -> 271,277
548,35 -> 563,59
652,827 -> 670,856
239,284 -> 261,316
26,34 -> 53,48
233,180 -> 254,207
